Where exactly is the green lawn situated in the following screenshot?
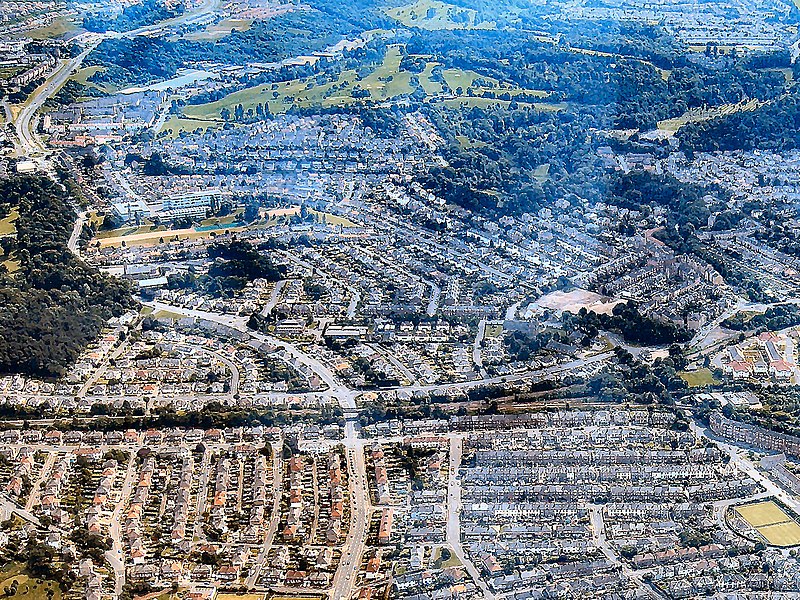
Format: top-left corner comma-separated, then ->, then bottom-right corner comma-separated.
309,209 -> 358,227
0,563 -> 61,600
199,209 -> 244,228
184,18 -> 252,41
441,97 -> 566,111
183,46 -> 415,120
679,368 -> 720,388
159,116 -> 222,138
0,208 -> 18,237
385,0 -> 495,30
432,546 -> 462,569
658,99 -> 763,132
95,224 -> 167,239
456,135 -> 487,149
12,15 -> 78,39
418,62 -> 444,95
183,45 -> 556,121
441,67 -> 550,99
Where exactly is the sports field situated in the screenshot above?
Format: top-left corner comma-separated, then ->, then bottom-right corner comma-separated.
735,501 -> 800,546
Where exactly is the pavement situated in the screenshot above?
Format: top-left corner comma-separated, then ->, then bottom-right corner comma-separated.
105,453 -> 139,597
689,418 -> 800,515
10,0 -> 221,160
67,210 -> 87,255
245,440 -> 284,588
24,452 -> 55,512
472,319 -> 488,379
588,504 -> 664,599
446,435 -> 493,599
330,431 -> 371,600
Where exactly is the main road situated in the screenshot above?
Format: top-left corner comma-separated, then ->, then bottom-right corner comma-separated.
446,435 -> 493,599
331,422 -> 371,600
15,39 -> 102,157
143,300 -> 380,599
12,0 -> 221,158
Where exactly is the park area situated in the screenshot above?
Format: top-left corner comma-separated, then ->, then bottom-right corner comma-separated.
678,368 -> 720,388
385,0 -> 495,30
0,562 -> 61,600
180,44 -> 556,126
735,501 -> 800,547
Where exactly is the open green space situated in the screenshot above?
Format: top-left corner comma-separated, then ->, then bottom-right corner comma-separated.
183,46 -> 556,121
199,209 -> 245,228
440,67 -> 550,99
533,164 -> 550,182
309,209 -> 358,228
455,135 -> 486,149
158,116 -> 222,138
12,15 -> 78,39
71,66 -> 104,86
385,0 -> 495,30
95,224 -> 167,239
736,501 -> 800,547
432,546 -> 462,569
0,208 -> 19,237
184,18 -> 253,41
678,368 -> 720,388
736,501 -> 792,528
183,46 -> 415,119
0,562 -> 62,600
658,99 -> 764,132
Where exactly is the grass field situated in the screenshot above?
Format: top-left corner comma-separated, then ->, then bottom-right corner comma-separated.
218,594 -> 265,600
484,323 -> 504,338
759,521 -> 800,546
68,65 -> 119,94
658,99 -> 763,132
441,68 -> 549,99
385,0 -> 495,30
71,66 -> 105,86
0,209 -> 19,271
95,225 -> 248,248
185,18 -> 252,41
0,208 -> 18,237
442,68 -> 483,91
678,368 -> 720,388
566,46 -> 670,81
419,62 -> 444,95
95,224 -> 167,239
199,210 -> 244,226
533,164 -> 550,182
1,259 -> 20,273
159,116 -> 221,138
183,46 -> 554,120
183,46 -> 418,120
0,562 -> 61,600
432,546 -> 461,569
12,15 -> 78,39
737,501 -> 792,527
736,501 -> 800,546
309,209 -> 358,227
441,97 -> 566,111
455,135 -> 486,149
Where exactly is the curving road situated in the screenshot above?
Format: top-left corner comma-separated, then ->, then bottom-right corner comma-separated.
14,41 -> 101,158
11,0 -> 221,159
